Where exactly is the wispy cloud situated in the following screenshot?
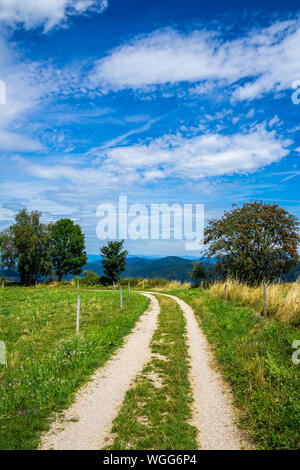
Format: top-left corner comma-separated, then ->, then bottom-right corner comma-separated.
0,129 -> 43,151
90,18 -> 300,101
22,127 -> 292,184
0,32 -> 84,151
0,0 -> 108,32
281,171 -> 300,182
0,206 -> 15,221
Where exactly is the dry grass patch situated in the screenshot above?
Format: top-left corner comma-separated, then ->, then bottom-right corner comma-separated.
209,280 -> 300,324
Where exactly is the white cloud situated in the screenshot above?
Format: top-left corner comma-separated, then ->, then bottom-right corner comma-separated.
0,33 -> 82,151
0,129 -> 43,151
23,128 -> 292,184
0,0 -> 108,32
90,18 -> 300,101
268,115 -> 281,128
102,129 -> 291,179
0,206 -> 14,221
27,198 -> 78,215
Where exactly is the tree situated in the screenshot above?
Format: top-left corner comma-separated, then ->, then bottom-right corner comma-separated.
100,240 -> 128,284
50,219 -> 87,282
0,209 -> 52,284
204,202 -> 300,285
190,261 -> 207,281
0,227 -> 18,272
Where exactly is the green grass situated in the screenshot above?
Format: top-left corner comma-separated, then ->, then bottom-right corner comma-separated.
172,288 -> 300,450
0,286 -> 148,450
106,295 -> 198,450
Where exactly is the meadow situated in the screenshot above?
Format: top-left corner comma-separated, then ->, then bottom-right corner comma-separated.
119,277 -> 300,325
0,280 -> 299,450
209,280 -> 300,324
0,285 -> 148,450
173,288 -> 300,449
102,279 -> 300,448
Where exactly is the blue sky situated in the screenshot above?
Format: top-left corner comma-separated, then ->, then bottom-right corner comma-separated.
0,0 -> 300,256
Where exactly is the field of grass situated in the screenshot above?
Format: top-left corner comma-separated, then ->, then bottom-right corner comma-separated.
173,288 -> 300,450
209,280 -> 300,324
117,278 -> 191,290
0,285 -> 149,450
1,280 -> 299,451
106,295 -> 198,450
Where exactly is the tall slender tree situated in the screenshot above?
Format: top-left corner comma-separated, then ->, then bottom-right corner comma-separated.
100,240 -> 128,284
50,218 -> 87,281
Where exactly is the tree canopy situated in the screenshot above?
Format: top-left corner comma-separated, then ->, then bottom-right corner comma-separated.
0,209 -> 52,284
0,211 -> 87,284
100,240 -> 128,284
190,261 -> 207,281
204,202 -> 300,284
50,218 -> 87,282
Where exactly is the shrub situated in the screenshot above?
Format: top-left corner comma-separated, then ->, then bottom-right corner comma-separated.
72,272 -> 111,287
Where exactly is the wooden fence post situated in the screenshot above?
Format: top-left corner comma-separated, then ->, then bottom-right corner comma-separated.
76,294 -> 80,335
0,341 -> 6,366
120,286 -> 123,311
263,283 -> 267,312
223,284 -> 227,300
77,280 -> 79,291
113,282 -> 116,292
2,280 -> 4,289
128,282 -> 130,297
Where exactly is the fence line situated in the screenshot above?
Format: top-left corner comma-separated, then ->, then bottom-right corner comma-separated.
263,283 -> 267,312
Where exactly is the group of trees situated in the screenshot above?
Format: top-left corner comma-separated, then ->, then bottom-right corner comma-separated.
1,202 -> 299,287
0,209 -> 87,284
191,201 -> 299,285
0,208 -> 129,286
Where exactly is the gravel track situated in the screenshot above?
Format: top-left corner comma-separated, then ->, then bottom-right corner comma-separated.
146,292 -> 248,450
39,293 -> 159,450
39,290 -> 248,450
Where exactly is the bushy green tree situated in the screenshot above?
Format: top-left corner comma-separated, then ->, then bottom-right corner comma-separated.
190,261 -> 207,281
0,227 -> 18,271
50,219 -> 87,281
0,209 -> 52,284
100,240 -> 128,284
204,201 -> 300,284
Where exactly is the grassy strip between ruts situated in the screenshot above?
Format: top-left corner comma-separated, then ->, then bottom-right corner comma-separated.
105,295 -> 198,450
172,289 -> 300,450
0,286 -> 149,450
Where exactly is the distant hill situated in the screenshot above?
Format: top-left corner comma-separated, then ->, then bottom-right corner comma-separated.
3,257 -> 299,283
0,268 -> 20,281
80,256 -> 195,282
121,256 -> 195,282
0,256 -> 195,282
